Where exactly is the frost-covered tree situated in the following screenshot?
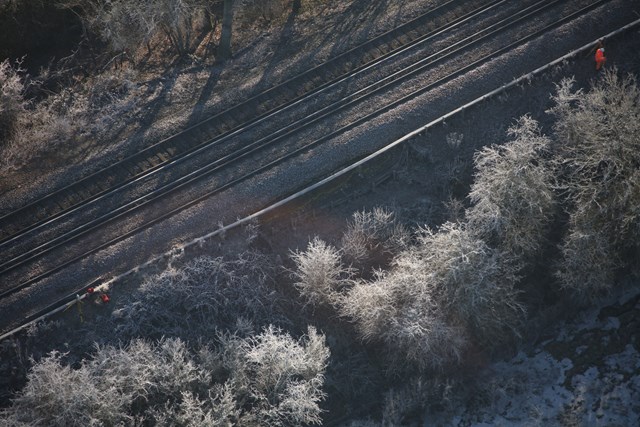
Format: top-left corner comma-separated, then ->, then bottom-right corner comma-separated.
291,236 -> 351,307
341,223 -> 524,371
215,326 -> 330,426
341,272 -> 468,371
466,115 -> 555,262
549,71 -> 640,295
410,223 -> 524,344
341,207 -> 410,272
0,327 -> 330,426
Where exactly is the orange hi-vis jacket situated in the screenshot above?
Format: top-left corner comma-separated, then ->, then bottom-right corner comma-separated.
595,48 -> 606,62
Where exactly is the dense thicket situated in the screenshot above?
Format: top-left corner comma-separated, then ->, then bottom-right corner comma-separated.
291,69 -> 639,375
550,73 -> 640,297
0,328 -> 329,426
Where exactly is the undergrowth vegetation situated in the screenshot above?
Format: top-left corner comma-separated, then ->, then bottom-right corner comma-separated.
1,328 -> 329,426
0,58 -> 142,170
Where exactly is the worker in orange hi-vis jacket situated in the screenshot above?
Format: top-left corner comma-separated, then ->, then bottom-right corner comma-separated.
595,46 -> 606,70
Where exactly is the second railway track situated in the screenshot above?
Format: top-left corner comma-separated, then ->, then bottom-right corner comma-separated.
0,0 -> 631,303
0,0 -> 501,246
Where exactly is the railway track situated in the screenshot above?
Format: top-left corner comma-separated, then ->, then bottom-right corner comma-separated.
0,0 -> 631,332
0,0 -> 500,246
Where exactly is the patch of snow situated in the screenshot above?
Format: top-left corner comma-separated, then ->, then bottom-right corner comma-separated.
427,287 -> 640,426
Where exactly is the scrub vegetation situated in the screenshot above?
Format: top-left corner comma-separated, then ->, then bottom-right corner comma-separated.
1,0 -> 639,425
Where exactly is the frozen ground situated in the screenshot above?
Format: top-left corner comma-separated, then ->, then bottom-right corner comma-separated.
423,289 -> 640,426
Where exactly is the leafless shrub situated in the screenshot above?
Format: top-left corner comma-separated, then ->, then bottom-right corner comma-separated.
379,377 -> 444,427
341,222 -> 524,371
112,254 -> 284,340
86,68 -> 139,111
58,0 -> 210,57
341,207 -> 410,270
1,327 -> 329,426
549,70 -> 640,293
555,212 -> 618,299
414,223 -> 525,344
445,131 -> 463,149
443,196 -> 465,222
290,236 -> 352,307
466,115 -> 555,262
434,154 -> 472,197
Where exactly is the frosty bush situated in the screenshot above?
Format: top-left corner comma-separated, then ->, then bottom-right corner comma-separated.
0,328 -> 330,426
466,115 -> 555,262
341,207 -> 410,270
412,223 -> 524,344
341,223 -> 523,371
291,236 -> 351,307
341,259 -> 467,371
216,326 -> 330,426
112,254 -> 283,340
549,71 -> 640,293
554,219 -> 617,298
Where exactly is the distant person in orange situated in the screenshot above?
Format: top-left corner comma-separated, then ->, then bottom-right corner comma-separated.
595,44 -> 606,71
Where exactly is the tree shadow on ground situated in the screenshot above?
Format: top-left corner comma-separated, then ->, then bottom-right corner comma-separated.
186,63 -> 224,126
251,0 -> 393,97
185,0 -> 405,130
325,0 -> 391,58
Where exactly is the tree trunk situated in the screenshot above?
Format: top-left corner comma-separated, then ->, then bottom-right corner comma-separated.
218,0 -> 233,61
